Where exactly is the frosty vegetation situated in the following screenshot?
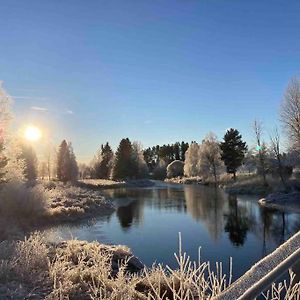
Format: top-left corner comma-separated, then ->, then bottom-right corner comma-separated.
0,232 -> 299,300
0,78 -> 300,299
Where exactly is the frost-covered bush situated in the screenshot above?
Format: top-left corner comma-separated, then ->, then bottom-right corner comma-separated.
0,182 -> 49,218
167,160 -> 184,178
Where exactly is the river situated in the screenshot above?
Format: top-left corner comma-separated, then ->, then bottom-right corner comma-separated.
43,182 -> 300,281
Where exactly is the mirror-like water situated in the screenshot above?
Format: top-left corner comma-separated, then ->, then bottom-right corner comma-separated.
44,183 -> 300,280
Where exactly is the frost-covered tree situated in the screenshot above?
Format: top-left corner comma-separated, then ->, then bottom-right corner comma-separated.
220,128 -> 247,180
184,142 -> 201,177
132,141 -> 149,178
280,77 -> 300,150
253,120 -> 268,186
39,161 -> 47,180
0,83 -> 11,182
241,148 -> 256,174
199,133 -> 223,185
78,163 -> 91,179
0,83 -> 24,183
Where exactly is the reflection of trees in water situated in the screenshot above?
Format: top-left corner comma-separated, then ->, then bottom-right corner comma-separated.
224,195 -> 250,247
108,187 -> 187,231
184,185 -> 225,241
105,187 -> 300,250
116,200 -> 143,231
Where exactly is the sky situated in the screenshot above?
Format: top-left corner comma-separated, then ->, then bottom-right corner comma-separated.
1,0 -> 300,162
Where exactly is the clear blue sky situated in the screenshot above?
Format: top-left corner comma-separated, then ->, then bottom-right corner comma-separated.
1,0 -> 300,161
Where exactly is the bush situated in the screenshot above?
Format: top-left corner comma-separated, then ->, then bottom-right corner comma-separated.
0,182 -> 49,218
153,163 -> 167,180
167,160 -> 184,178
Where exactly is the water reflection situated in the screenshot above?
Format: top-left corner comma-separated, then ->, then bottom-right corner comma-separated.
224,195 -> 250,246
103,185 -> 299,254
184,185 -> 224,240
49,184 -> 300,279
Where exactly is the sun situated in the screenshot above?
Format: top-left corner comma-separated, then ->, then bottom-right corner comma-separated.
24,126 -> 42,141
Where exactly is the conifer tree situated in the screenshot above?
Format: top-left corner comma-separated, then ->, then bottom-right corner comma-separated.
220,128 -> 247,180
68,142 -> 79,181
20,144 -> 38,180
112,138 -> 135,180
57,140 -> 70,182
56,140 -> 78,182
96,142 -> 114,179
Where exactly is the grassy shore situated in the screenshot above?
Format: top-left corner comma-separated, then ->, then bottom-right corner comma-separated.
0,233 -> 299,300
78,179 -> 155,189
166,174 -> 300,196
0,181 -> 114,240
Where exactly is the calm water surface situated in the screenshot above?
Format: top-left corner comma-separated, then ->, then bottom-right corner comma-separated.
45,183 -> 300,280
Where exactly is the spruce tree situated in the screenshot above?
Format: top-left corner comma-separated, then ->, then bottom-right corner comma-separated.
68,142 -> 79,181
20,144 -> 38,180
97,142 -> 114,179
112,138 -> 135,180
220,128 -> 247,180
57,140 -> 71,182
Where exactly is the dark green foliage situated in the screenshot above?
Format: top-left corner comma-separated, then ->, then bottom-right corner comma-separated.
94,142 -> 114,179
112,138 -> 136,180
57,140 -> 78,182
20,144 -> 38,180
220,129 -> 247,180
224,195 -> 249,246
143,141 -> 189,171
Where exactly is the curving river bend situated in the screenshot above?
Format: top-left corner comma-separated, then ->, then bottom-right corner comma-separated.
44,182 -> 300,281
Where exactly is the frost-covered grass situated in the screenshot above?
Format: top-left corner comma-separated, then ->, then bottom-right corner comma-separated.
0,181 -> 113,239
0,233 -> 299,299
166,173 -> 300,196
79,179 -> 126,188
79,178 -> 155,189
45,181 -> 113,222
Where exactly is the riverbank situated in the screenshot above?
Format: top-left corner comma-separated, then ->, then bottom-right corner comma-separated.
165,174 -> 300,195
0,232 -> 298,300
0,181 -> 114,240
259,192 -> 300,213
0,233 -> 144,299
78,178 -> 156,189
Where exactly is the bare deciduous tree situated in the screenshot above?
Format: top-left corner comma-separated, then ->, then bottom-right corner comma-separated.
269,128 -> 288,190
280,77 -> 300,149
253,120 -> 268,186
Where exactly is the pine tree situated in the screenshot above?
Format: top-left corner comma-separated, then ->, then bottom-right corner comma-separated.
20,144 -> 38,180
68,142 -> 79,181
112,138 -> 135,180
180,141 -> 189,161
57,140 -> 71,182
96,142 -> 114,179
220,128 -> 247,180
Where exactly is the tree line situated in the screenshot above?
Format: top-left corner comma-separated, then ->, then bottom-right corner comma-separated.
12,76 -> 300,186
